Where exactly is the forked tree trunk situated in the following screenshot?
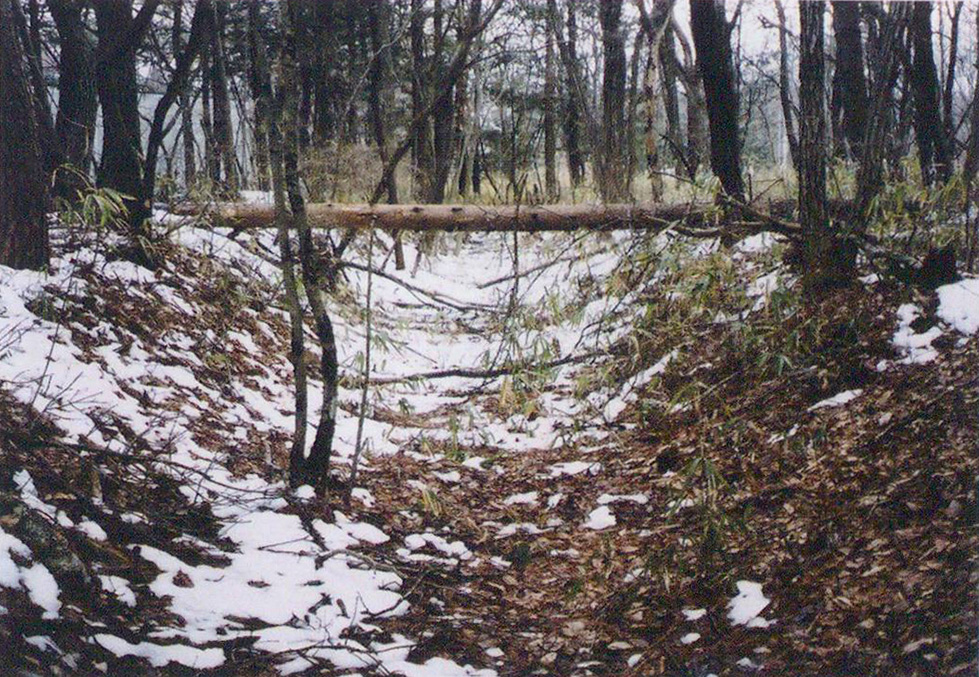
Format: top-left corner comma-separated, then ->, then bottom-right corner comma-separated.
689,0 -> 744,202
0,0 -> 48,270
637,0 -> 676,201
280,0 -> 340,493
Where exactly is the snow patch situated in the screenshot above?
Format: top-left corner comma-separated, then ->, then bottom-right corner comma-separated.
728,581 -> 771,627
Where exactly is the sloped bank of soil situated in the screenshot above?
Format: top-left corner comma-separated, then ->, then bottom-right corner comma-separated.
350,280 -> 978,676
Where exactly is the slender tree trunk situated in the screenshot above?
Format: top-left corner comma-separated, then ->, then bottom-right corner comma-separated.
800,1 -> 845,291
774,0 -> 799,170
247,0 -> 271,191
428,0 -> 457,203
659,25 -> 684,173
599,0 -> 628,201
312,1 -> 337,145
367,0 -> 405,269
0,0 -> 48,270
544,14 -> 559,202
265,40 -> 308,484
910,1 -> 951,186
281,0 -> 340,492
963,8 -> 979,186
550,0 -> 585,188
210,1 -> 238,194
670,23 -> 708,178
637,0 -> 676,200
689,0 -> 744,201
410,0 -> 433,199
136,0 -> 212,228
49,0 -> 97,197
855,3 -> 909,221
943,2 -> 963,155
172,1 -> 198,189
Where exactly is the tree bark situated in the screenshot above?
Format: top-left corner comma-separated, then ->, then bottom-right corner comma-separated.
0,0 -> 48,270
689,0 -> 744,201
172,0 -> 198,189
94,1 -> 150,204
49,0 -> 97,197
210,0 -> 238,194
963,8 -> 979,187
943,2 -> 963,155
410,0 -> 433,198
799,1 -> 846,291
247,0 -> 271,191
544,10 -> 559,202
774,0 -> 799,170
197,200 -> 806,237
831,1 -> 868,161
599,0 -> 629,201
281,0 -> 340,492
265,32 -> 308,484
910,1 -> 952,186
549,0 -> 586,188
637,0 -> 676,201
854,2 -> 909,221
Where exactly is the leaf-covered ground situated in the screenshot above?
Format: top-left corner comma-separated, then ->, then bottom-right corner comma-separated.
0,216 -> 975,676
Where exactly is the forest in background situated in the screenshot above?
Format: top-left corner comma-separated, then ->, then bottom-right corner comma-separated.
0,1 -> 978,675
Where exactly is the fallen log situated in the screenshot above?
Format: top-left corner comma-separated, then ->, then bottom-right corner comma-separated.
174,200 -> 805,235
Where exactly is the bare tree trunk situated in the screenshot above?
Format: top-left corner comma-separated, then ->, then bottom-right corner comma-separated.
0,0 -> 48,270
774,0 -> 799,170
963,8 -> 979,186
136,0 -> 212,228
638,0 -> 675,201
172,1 -> 198,189
599,0 -> 628,202
544,13 -> 559,202
910,1 -> 952,186
689,0 -> 744,201
49,0 -> 97,197
855,3 -> 909,221
410,0 -> 433,199
669,23 -> 708,178
831,0 -> 868,161
94,1 -> 149,205
247,0 -> 271,191
550,0 -> 585,188
659,24 -> 684,173
367,0 -> 405,269
210,1 -> 238,194
799,1 -> 846,291
266,51 -> 308,484
428,0 -> 457,203
280,0 -> 340,492
943,2 -> 963,157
